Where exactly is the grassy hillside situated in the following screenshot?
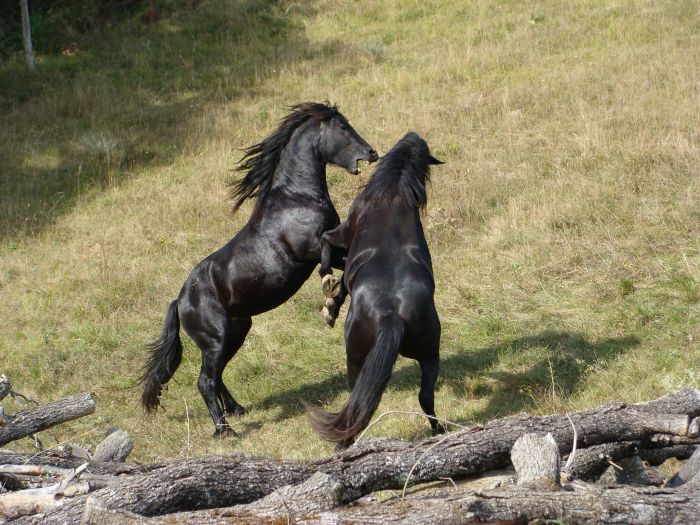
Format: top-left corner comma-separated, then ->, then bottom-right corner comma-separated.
1,0 -> 698,461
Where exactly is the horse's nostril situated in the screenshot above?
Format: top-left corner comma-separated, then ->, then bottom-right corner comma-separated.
368,149 -> 378,161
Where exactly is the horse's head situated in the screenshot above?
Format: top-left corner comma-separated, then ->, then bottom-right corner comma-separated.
318,114 -> 378,175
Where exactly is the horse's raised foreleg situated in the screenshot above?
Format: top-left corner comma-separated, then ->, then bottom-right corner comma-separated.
319,224 -> 351,326
319,222 -> 350,276
418,356 -> 445,435
321,278 -> 348,327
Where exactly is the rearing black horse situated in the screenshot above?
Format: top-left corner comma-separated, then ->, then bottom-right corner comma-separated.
141,102 -> 378,437
307,132 -> 444,448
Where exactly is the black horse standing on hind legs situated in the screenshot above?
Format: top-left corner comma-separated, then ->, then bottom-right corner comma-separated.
140,102 -> 378,437
307,132 -> 445,449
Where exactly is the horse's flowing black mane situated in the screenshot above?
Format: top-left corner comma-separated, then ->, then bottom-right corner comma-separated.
230,102 -> 340,212
363,132 -> 432,210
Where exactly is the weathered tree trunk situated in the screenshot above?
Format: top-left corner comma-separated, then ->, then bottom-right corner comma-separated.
134,473 -> 348,525
565,438 -> 700,481
0,392 -> 96,446
641,443 -> 699,466
511,432 -> 560,489
306,387 -> 700,499
81,497 -> 158,525
13,456 -> 314,525
0,478 -> 92,520
20,0 -> 36,73
117,445 -> 700,525
296,484 -> 700,525
0,449 -> 139,476
15,389 -> 700,524
597,455 -> 665,486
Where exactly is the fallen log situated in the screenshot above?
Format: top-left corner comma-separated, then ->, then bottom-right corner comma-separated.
16,388 -> 700,524
120,420 -> 700,525
0,393 -> 96,447
566,438 -> 700,481
13,455 -> 314,525
299,484 -> 700,525
0,449 -> 139,476
0,464 -> 118,489
300,431 -> 700,525
306,387 -> 700,500
154,471 -> 348,524
641,443 -> 698,465
597,455 -> 665,486
0,463 -> 94,521
81,497 -> 158,525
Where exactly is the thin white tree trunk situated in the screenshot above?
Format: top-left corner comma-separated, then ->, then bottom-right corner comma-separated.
20,0 -> 36,73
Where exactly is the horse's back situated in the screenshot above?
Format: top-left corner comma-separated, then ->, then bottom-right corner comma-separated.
344,201 -> 439,354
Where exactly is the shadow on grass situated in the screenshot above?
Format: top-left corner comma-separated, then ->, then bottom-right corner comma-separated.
252,370 -> 349,419
254,330 -> 640,426
0,0 -> 327,239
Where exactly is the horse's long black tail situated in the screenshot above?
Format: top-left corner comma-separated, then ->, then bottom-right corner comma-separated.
307,315 -> 403,444
140,300 -> 183,412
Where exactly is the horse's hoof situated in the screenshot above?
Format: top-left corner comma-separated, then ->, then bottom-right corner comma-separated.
227,404 -> 246,417
335,438 -> 354,452
322,274 -> 341,298
432,423 -> 446,436
213,425 -> 239,439
321,307 -> 336,328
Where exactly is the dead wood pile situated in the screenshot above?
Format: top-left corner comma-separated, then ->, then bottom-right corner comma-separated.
1,374 -> 699,524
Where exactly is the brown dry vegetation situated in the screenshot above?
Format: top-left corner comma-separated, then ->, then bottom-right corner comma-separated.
0,0 -> 698,461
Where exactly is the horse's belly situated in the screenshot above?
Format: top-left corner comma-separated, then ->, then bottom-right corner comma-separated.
227,262 -> 314,317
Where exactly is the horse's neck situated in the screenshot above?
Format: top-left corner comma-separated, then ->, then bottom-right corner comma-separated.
270,130 -> 329,200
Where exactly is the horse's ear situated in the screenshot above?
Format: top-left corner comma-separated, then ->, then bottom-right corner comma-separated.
428,155 -> 444,165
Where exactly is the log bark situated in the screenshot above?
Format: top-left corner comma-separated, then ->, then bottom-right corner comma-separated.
0,393 -> 96,446
133,481 -> 700,525
13,388 -> 700,525
566,440 -> 638,480
92,430 -> 133,463
298,484 -> 700,525
0,464 -> 119,490
305,387 -> 700,500
158,471 -> 348,524
667,448 -> 700,488
510,432 -> 560,489
80,497 -> 158,525
640,443 -> 699,466
13,456 -> 314,525
0,481 -> 91,521
597,455 -> 664,486
565,438 -> 700,481
0,449 -> 140,477
0,375 -> 10,402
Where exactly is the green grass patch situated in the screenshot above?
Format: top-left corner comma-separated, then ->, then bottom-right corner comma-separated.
0,0 -> 698,461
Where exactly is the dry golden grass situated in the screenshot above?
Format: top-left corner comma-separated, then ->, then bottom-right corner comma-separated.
0,0 -> 698,460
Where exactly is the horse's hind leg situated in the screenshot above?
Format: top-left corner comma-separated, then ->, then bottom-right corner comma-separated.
419,357 -> 445,435
184,302 -> 242,438
216,317 -> 252,417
